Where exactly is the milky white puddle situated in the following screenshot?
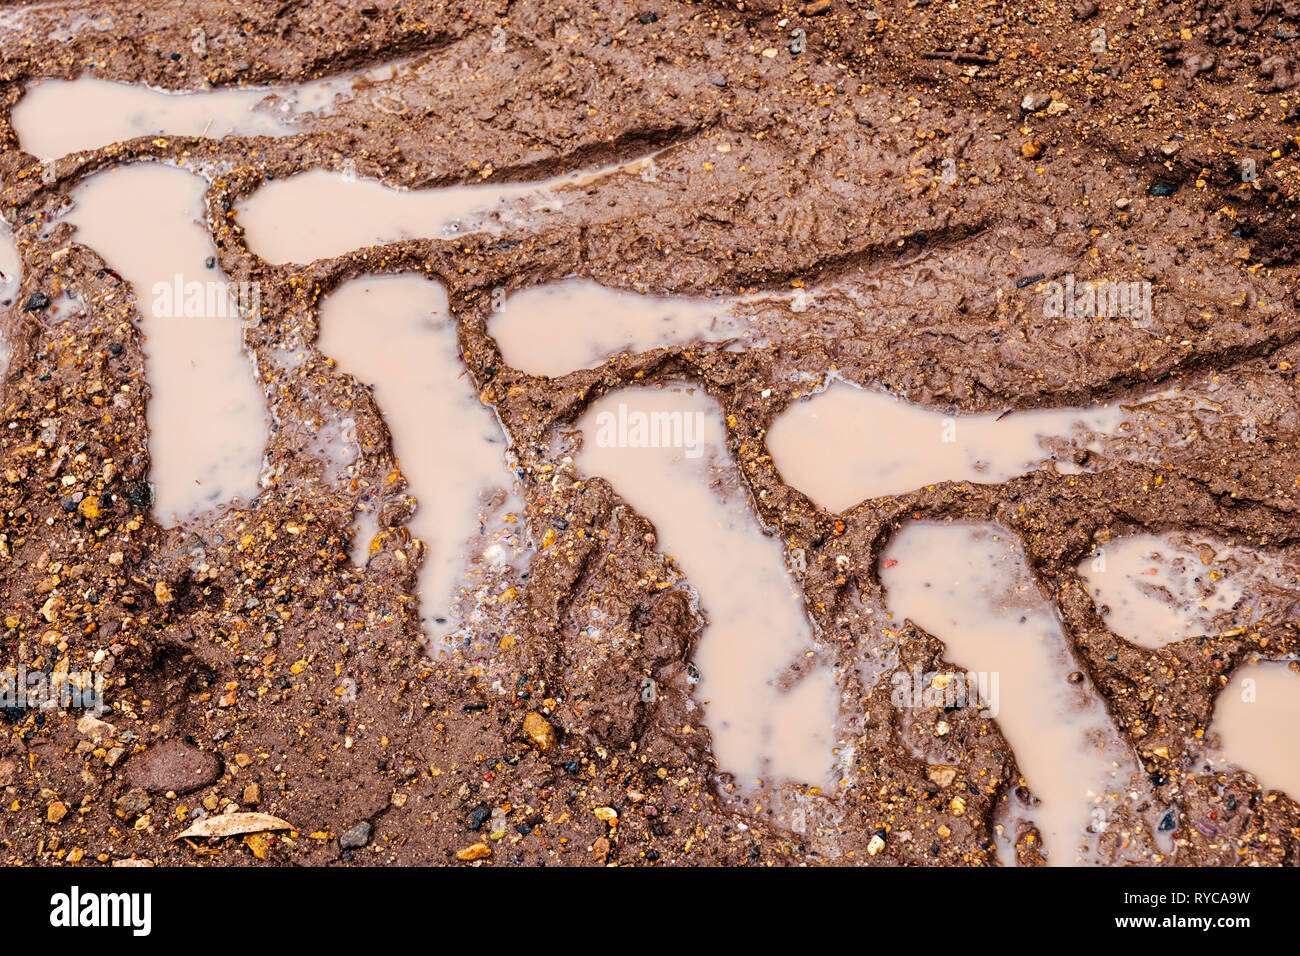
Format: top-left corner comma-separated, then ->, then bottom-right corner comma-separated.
491,280 -> 757,377
316,275 -> 520,643
572,386 -> 838,790
880,521 -> 1160,865
10,55 -> 425,159
0,214 -> 19,308
1079,532 -> 1299,649
0,212 -> 19,377
65,163 -> 267,523
235,158 -> 651,265
1207,660 -> 1300,802
769,381 -> 1127,511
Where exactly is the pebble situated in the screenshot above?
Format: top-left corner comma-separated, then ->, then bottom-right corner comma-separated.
456,842 -> 492,861
245,833 -> 270,860
592,836 -> 611,863
47,800 -> 67,824
115,788 -> 152,818
125,739 -> 221,794
1020,140 -> 1045,160
22,291 -> 49,312
339,822 -> 372,849
77,714 -> 116,744
928,766 -> 957,787
522,711 -> 557,752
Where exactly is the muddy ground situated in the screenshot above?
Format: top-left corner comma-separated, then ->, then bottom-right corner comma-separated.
0,0 -> 1297,866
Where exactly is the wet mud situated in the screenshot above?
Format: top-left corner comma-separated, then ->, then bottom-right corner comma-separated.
0,0 -> 1297,867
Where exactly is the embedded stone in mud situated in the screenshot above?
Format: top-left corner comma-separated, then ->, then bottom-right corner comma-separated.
571,385 -> 838,790
1078,532 -> 1299,649
1208,660 -> 1300,801
488,280 -> 756,377
880,521 -> 1162,866
315,275 -> 521,644
767,380 -> 1128,512
125,739 -> 221,795
65,163 -> 268,525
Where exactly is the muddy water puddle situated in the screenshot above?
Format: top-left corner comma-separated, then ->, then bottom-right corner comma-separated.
10,53 -> 434,158
316,275 -> 523,645
0,211 -> 19,377
880,521 -> 1165,865
767,377 -> 1248,512
490,280 -> 757,376
1207,660 -> 1300,802
235,156 -> 658,265
768,381 -> 1124,510
1079,532 -> 1300,649
570,385 -> 838,790
0,213 -> 19,309
64,163 -> 267,524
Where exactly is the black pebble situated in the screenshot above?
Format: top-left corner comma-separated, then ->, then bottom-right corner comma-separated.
22,292 -> 49,312
125,483 -> 153,508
